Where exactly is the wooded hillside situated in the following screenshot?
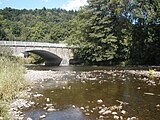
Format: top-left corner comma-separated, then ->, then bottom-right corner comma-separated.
0,7 -> 76,43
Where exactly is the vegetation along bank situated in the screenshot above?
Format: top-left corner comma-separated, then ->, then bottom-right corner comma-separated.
0,46 -> 27,119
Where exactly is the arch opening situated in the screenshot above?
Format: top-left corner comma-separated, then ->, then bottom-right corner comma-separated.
25,50 -> 62,66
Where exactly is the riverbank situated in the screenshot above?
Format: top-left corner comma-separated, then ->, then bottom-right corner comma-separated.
24,69 -> 160,83
125,70 -> 160,78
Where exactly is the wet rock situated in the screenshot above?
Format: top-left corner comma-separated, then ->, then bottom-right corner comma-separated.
27,117 -> 32,120
72,105 -> 76,108
47,108 -> 56,112
80,107 -> 85,110
40,115 -> 46,119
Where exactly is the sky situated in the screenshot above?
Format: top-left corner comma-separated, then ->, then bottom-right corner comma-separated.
0,0 -> 88,11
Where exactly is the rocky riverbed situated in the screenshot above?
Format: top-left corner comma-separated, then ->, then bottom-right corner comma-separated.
8,69 -> 160,120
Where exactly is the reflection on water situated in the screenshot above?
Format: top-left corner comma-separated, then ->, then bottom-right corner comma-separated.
24,66 -> 160,120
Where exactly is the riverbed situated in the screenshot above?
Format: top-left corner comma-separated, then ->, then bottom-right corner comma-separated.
11,66 -> 160,120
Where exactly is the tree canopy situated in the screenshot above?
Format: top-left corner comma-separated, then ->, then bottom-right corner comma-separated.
66,0 -> 160,65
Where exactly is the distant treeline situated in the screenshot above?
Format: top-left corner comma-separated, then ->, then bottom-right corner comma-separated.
0,0 -> 160,66
0,7 -> 77,43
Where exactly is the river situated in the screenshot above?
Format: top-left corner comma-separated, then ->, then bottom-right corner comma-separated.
23,66 -> 160,120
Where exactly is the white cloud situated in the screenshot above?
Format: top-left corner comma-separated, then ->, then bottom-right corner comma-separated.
62,0 -> 88,11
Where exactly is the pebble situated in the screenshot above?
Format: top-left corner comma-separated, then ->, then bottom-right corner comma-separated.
85,113 -> 90,116
144,92 -> 155,96
80,107 -> 85,110
72,105 -> 76,108
102,104 -> 105,107
112,112 -> 117,115
46,104 -> 53,107
121,110 -> 126,114
99,115 -> 104,118
40,115 -> 46,119
102,110 -> 112,115
27,117 -> 32,120
120,116 -> 123,120
137,87 -> 141,89
47,108 -> 56,112
33,94 -> 43,97
46,98 -> 50,102
29,101 -> 35,105
99,109 -> 105,114
97,99 -> 103,103
131,117 -> 137,120
43,107 -> 48,110
127,117 -> 137,120
113,115 -> 119,119
156,104 -> 160,107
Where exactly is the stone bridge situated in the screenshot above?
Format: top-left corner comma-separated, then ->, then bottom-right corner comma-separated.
0,41 -> 75,66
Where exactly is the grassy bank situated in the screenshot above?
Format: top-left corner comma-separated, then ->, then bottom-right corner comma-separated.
0,48 -> 27,118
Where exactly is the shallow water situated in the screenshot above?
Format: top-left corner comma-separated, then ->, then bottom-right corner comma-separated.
24,66 -> 160,120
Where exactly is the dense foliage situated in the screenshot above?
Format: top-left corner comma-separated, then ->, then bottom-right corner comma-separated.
0,0 -> 160,65
0,7 -> 76,43
66,0 -> 160,65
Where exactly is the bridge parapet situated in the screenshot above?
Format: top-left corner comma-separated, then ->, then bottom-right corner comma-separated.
0,41 -> 75,48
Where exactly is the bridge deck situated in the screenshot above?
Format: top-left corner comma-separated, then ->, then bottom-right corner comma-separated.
0,41 -> 76,48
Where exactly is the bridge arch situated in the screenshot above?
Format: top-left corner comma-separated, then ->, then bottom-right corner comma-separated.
26,50 -> 62,66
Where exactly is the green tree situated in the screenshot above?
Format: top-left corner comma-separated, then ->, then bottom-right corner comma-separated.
67,0 -> 132,65
129,0 -> 160,65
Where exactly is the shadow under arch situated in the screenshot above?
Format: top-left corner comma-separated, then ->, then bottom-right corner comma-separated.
26,50 -> 62,66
